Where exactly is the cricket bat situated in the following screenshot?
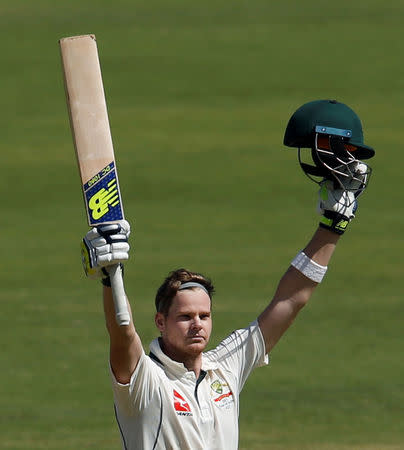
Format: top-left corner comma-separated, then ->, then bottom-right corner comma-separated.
59,34 -> 130,326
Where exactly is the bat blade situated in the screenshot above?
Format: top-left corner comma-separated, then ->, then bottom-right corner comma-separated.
59,34 -> 124,227
60,34 -> 130,326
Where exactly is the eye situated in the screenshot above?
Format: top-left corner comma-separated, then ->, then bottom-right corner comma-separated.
200,313 -> 211,320
179,314 -> 191,321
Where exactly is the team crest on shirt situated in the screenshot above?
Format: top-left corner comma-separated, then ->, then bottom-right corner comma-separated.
210,378 -> 234,410
210,380 -> 223,394
173,390 -> 193,416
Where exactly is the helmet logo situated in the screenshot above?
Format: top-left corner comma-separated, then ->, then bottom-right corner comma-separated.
315,125 -> 352,138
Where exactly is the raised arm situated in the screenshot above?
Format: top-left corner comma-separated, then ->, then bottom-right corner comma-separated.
263,98 -> 376,355
258,162 -> 369,353
81,220 -> 143,383
258,226 -> 339,353
103,285 -> 143,383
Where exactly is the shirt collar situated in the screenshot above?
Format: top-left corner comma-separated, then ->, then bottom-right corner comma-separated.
149,338 -> 218,376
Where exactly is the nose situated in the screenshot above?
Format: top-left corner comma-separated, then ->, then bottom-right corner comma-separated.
191,316 -> 203,330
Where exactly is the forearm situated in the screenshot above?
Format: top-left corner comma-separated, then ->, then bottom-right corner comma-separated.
103,285 -> 136,340
274,226 -> 340,307
103,286 -> 142,383
301,226 -> 340,266
258,226 -> 340,352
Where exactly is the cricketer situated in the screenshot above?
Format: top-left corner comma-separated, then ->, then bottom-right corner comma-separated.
81,99 -> 375,449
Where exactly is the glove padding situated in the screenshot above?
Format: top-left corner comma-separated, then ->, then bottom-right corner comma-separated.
81,220 -> 130,282
318,161 -> 369,235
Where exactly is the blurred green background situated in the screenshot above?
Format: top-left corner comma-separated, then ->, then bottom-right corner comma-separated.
1,1 -> 403,448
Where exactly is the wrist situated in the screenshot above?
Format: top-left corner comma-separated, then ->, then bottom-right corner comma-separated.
100,264 -> 125,287
101,270 -> 111,286
319,210 -> 350,235
291,251 -> 328,283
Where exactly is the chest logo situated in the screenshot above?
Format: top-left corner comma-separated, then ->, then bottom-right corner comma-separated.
173,390 -> 192,416
210,380 -> 223,394
210,379 -> 234,410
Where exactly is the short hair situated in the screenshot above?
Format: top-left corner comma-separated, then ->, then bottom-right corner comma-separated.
155,268 -> 214,316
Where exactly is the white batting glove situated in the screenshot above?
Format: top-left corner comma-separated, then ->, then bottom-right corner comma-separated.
334,161 -> 371,196
318,161 -> 370,235
81,220 -> 131,282
317,180 -> 356,234
318,180 -> 357,217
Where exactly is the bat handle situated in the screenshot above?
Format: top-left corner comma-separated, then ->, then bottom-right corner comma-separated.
107,264 -> 131,326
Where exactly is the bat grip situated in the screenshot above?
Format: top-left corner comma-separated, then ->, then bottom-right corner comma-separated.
107,264 -> 131,326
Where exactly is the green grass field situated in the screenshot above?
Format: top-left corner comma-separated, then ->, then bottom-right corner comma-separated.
1,1 -> 403,448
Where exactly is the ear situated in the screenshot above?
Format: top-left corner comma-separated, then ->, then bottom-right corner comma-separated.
155,312 -> 166,333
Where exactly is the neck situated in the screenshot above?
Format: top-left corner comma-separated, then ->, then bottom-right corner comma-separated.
159,338 -> 203,378
183,355 -> 203,379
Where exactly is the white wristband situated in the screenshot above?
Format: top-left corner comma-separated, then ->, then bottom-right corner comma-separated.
291,251 -> 327,283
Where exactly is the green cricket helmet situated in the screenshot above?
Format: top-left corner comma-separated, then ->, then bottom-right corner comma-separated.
283,99 -> 374,191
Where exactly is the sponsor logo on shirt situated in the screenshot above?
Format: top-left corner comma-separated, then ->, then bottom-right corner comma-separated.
213,391 -> 233,403
173,390 -> 193,416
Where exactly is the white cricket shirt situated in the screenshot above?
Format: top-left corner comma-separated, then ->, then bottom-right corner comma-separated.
111,320 -> 269,450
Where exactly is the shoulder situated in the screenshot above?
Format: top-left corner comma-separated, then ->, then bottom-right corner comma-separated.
204,321 -> 268,369
209,320 -> 262,351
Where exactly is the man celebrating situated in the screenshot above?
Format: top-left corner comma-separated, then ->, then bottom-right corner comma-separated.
81,100 -> 375,449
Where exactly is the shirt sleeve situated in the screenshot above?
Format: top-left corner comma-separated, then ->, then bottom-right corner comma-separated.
110,348 -> 162,416
205,320 -> 269,392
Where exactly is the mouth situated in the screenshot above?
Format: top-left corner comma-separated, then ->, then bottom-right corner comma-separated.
188,335 -> 204,342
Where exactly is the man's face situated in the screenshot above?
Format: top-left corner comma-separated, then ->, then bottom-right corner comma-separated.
155,288 -> 212,362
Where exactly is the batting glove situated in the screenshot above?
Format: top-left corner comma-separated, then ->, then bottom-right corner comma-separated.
318,161 -> 370,235
81,220 -> 131,285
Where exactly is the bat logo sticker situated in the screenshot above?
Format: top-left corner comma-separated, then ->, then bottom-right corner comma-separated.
89,178 -> 120,220
84,163 -> 124,225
